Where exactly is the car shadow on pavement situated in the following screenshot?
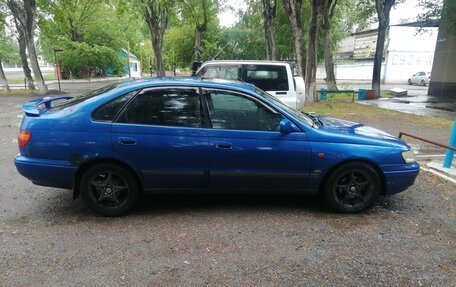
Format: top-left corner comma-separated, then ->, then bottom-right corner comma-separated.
131,192 -> 326,216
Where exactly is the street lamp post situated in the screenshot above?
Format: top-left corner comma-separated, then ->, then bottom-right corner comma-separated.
54,48 -> 64,91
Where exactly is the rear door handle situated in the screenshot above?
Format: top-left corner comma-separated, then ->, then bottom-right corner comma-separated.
276,92 -> 287,95
118,137 -> 137,145
216,143 -> 232,150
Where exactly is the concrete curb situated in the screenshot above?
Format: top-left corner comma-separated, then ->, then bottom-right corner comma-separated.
46,77 -> 128,85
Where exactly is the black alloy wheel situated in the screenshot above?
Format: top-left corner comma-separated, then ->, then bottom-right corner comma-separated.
408,79 -> 412,85
80,163 -> 139,216
323,162 -> 381,213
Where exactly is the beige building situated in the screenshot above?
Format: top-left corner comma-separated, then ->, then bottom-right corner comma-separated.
318,23 -> 438,83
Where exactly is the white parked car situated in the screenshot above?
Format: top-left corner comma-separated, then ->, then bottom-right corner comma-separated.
195,60 -> 305,109
408,72 -> 431,86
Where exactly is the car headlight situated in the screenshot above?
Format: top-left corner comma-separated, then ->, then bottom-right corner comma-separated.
401,150 -> 416,163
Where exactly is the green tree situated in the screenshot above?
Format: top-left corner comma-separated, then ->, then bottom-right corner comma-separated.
282,0 -> 305,75
319,0 -> 338,91
137,0 -> 174,77
39,0 -> 144,78
262,0 -> 278,60
0,10 -> 19,91
7,0 -> 47,94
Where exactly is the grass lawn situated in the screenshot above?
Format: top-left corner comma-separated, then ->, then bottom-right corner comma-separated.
7,74 -> 56,84
303,101 -> 452,130
0,89 -> 39,96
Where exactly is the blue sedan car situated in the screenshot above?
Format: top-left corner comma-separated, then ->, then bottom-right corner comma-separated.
15,78 -> 419,216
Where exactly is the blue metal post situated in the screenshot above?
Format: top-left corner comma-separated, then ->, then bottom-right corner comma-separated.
443,116 -> 456,168
320,88 -> 327,101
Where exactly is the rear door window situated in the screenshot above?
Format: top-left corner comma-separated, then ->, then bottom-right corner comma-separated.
116,88 -> 204,128
241,65 -> 289,91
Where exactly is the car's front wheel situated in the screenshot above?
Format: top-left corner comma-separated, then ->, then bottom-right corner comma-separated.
323,162 -> 381,213
408,79 -> 412,85
80,163 -> 139,216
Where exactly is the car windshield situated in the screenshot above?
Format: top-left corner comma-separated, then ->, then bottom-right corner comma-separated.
254,88 -> 315,127
50,82 -> 123,110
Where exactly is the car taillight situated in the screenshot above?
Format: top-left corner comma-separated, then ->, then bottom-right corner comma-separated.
18,130 -> 31,147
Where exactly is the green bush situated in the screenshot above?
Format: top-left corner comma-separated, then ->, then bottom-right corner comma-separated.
58,42 -> 124,78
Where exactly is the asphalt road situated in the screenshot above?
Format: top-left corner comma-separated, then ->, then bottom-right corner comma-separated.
0,93 -> 455,286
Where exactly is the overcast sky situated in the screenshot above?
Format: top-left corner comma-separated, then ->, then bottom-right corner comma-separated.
218,0 -> 424,28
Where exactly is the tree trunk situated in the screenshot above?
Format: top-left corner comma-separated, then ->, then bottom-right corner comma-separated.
262,0 -> 277,60
372,0 -> 395,97
150,28 -> 165,77
194,0 -> 208,62
372,25 -> 387,96
26,40 -> 47,93
194,27 -> 203,62
16,18 -> 35,90
143,1 -> 170,78
282,0 -> 304,75
0,61 -> 10,92
323,26 -> 337,90
321,4 -> 338,91
305,0 -> 319,103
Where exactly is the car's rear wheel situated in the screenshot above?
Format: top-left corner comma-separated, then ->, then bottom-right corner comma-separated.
323,162 -> 381,213
408,79 -> 412,85
80,163 -> 138,216
421,80 -> 426,86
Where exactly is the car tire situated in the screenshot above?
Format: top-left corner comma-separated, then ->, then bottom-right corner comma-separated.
408,79 -> 412,85
323,162 -> 381,213
421,80 -> 426,86
80,163 -> 139,216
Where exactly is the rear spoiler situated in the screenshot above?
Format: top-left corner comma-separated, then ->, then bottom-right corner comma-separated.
22,96 -> 73,116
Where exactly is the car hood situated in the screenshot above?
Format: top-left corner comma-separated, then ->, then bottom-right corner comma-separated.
314,116 -> 408,148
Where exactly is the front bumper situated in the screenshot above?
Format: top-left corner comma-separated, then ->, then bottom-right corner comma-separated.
14,155 -> 77,189
381,162 -> 420,195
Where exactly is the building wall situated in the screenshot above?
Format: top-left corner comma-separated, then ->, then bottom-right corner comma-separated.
321,25 -> 438,83
317,62 -> 385,81
129,60 -> 141,78
384,26 -> 437,83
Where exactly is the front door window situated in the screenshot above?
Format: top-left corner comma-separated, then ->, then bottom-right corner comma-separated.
205,90 -> 282,132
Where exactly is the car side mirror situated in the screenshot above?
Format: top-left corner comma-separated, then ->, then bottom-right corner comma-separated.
279,118 -> 300,134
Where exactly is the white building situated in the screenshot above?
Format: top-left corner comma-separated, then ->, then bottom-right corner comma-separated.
317,23 -> 439,84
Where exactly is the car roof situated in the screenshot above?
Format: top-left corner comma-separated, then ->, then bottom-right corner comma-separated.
200,60 -> 291,66
112,77 -> 257,93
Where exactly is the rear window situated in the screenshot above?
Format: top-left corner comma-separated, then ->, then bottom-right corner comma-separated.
200,65 -> 239,80
241,65 -> 289,92
50,82 -> 122,111
92,91 -> 137,121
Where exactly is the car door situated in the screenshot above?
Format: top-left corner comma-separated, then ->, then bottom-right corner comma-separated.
414,72 -> 425,84
112,86 -> 210,190
202,88 -> 312,190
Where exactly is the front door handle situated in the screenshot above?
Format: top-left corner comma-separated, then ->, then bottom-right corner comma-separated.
118,137 -> 137,145
216,142 -> 232,150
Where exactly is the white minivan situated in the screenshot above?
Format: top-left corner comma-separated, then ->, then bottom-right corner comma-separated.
195,60 -> 305,109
